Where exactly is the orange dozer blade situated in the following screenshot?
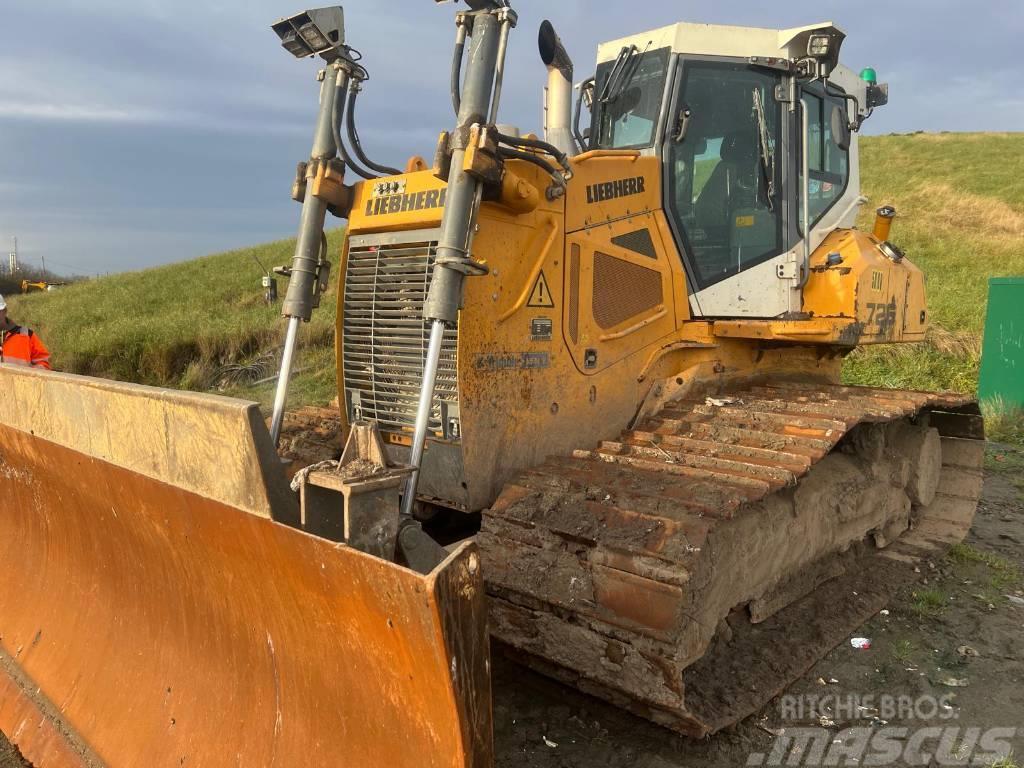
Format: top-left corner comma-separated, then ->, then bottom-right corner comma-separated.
0,366 -> 492,768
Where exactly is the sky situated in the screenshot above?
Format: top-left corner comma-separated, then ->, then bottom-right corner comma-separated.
0,0 -> 1021,276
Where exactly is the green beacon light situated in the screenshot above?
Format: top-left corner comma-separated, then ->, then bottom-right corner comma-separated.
860,67 -> 878,85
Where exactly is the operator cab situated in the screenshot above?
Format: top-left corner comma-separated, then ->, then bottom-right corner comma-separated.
588,22 -> 886,319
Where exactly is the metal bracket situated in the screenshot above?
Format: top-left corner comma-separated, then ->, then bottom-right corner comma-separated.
345,389 -> 364,422
463,124 -> 503,186
292,156 -> 352,218
460,0 -> 512,12
749,56 -> 795,74
432,131 -> 454,181
776,252 -> 800,280
495,7 -> 518,26
441,401 -> 462,441
298,421 -> 413,561
435,251 -> 489,277
291,161 -> 309,203
312,260 -> 332,309
310,157 -> 353,218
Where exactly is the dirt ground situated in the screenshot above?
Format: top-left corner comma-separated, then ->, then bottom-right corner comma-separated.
2,449 -> 1022,767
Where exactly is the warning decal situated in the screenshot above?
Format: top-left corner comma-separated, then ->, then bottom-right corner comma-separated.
527,271 -> 555,308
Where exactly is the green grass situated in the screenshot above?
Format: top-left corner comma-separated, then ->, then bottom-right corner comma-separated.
949,543 -> 1022,595
910,587 -> 950,619
843,133 -> 1024,395
988,757 -> 1020,768
983,397 -> 1024,448
890,638 -> 915,664
6,230 -> 346,411
7,132 -> 1023,416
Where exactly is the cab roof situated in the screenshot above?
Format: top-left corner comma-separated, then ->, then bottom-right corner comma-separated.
596,21 -> 845,65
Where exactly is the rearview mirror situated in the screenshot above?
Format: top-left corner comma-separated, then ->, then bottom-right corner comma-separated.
831,104 -> 851,151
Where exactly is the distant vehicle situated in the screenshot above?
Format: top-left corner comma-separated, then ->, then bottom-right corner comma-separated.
20,280 -> 67,293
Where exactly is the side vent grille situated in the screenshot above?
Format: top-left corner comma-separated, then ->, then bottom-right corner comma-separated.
610,229 -> 657,259
342,230 -> 458,435
592,252 -> 662,330
568,244 -> 581,345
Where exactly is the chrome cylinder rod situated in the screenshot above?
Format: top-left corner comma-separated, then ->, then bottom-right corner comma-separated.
269,316 -> 301,446
400,320 -> 447,518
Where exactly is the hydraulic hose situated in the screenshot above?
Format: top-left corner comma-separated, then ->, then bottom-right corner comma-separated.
331,71 -> 378,181
345,83 -> 403,177
451,23 -> 467,116
497,146 -> 566,187
494,131 -> 571,175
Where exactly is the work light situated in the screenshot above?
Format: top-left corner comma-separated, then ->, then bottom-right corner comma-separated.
272,7 -> 346,61
807,33 -> 832,57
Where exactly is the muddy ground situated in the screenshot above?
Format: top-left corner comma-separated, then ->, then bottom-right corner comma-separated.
3,449 -> 1022,767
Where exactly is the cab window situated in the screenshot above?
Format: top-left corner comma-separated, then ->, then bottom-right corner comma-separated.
800,89 -> 850,228
593,48 -> 671,150
666,61 -> 784,290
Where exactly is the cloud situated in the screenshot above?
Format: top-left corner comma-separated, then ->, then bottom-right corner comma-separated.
0,0 -> 1019,276
0,101 -> 171,124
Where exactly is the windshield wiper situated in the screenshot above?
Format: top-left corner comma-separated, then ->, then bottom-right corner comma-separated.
599,42 -> 651,105
753,88 -> 776,210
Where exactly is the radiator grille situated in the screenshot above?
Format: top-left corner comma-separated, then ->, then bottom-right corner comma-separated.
342,230 -> 458,435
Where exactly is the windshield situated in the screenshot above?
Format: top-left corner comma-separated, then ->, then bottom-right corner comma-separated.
592,47 -> 670,150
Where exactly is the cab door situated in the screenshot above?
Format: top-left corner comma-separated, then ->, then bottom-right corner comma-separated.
664,60 -> 801,319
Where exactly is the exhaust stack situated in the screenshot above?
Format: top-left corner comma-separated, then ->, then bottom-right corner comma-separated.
539,20 -> 575,157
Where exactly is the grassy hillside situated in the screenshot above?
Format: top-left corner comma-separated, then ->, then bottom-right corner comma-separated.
7,230 -> 346,411
7,133 -> 1022,428
844,132 -> 1024,398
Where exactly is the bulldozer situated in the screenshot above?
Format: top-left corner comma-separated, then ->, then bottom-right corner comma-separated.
19,281 -> 66,294
0,3 -> 985,766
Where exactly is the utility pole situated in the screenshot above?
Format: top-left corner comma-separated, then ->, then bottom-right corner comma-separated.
8,237 -> 18,275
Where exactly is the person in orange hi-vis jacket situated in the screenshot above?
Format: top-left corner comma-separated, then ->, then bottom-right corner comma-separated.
0,294 -> 51,369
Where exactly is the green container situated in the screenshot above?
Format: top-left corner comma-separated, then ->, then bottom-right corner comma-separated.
979,277 -> 1024,406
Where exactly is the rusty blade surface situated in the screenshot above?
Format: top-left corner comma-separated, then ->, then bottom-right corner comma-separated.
0,367 -> 492,768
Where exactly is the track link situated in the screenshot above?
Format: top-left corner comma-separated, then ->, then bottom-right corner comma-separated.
480,382 -> 984,736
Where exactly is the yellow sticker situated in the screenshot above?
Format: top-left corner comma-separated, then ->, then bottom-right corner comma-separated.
735,215 -> 755,228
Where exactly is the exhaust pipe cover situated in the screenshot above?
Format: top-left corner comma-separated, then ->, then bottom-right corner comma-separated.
538,20 -> 576,157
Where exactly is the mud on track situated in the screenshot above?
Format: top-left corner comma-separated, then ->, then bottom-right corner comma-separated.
491,457 -> 1024,767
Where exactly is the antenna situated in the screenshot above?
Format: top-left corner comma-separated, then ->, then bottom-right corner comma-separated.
252,253 -> 278,305
8,237 -> 18,275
